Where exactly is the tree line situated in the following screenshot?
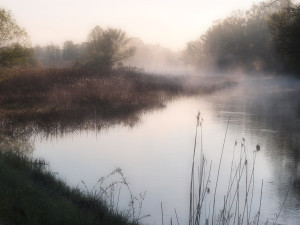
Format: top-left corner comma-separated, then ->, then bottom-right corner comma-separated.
0,9 -> 134,70
183,0 -> 300,75
1,0 -> 300,75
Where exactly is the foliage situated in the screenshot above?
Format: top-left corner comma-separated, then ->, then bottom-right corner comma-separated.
0,8 -> 33,67
182,0 -> 287,73
86,26 -> 135,69
182,40 -> 204,69
45,43 -> 61,64
62,41 -> 78,61
0,43 -> 36,67
34,44 -> 62,67
34,42 -> 88,68
267,0 -> 300,73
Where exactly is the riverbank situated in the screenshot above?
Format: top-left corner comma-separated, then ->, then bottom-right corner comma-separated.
0,67 -> 237,224
0,67 -> 235,129
0,149 -> 137,225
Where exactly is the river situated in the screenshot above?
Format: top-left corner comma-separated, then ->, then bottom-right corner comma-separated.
8,75 -> 300,224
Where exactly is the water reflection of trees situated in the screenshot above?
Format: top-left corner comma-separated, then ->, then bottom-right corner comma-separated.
0,68 -> 236,148
0,105 -> 145,156
210,77 -> 300,212
0,108 -> 142,138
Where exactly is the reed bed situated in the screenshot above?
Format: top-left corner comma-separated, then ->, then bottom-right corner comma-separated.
185,113 -> 289,225
0,67 -> 235,140
0,67 -> 235,126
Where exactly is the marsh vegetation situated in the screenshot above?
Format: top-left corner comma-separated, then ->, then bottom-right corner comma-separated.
0,67 -> 234,133
1,0 -> 300,224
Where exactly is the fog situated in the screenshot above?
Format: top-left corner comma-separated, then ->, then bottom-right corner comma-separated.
3,0 -> 300,75
1,0 -> 264,51
125,38 -> 191,75
1,1 -> 300,223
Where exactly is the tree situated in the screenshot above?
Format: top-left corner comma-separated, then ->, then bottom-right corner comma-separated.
182,1 -> 284,72
0,43 -> 35,67
62,41 -> 78,61
182,40 -> 204,68
267,0 -> 300,73
45,43 -> 61,65
0,8 -> 33,67
86,26 -> 135,69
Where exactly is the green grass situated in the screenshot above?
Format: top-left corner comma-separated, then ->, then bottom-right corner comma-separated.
0,149 -> 137,225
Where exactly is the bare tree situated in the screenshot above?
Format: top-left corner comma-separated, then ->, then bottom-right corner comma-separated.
86,26 -> 135,69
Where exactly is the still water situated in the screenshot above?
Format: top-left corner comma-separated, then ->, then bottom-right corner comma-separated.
28,76 -> 300,224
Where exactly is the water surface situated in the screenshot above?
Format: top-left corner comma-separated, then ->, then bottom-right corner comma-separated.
5,75 -> 300,224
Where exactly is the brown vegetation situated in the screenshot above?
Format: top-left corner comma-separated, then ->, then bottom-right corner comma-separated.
0,67 -> 235,133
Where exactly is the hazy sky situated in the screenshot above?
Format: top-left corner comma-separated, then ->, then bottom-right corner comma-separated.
1,0 -> 266,50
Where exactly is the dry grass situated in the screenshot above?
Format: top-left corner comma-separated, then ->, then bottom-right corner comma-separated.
0,67 -> 235,133
185,114 -> 290,225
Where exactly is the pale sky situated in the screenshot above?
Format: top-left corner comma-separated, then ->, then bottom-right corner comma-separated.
1,0 -> 266,51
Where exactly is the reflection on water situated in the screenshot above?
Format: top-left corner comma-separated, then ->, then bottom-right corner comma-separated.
206,76 -> 300,224
0,76 -> 299,224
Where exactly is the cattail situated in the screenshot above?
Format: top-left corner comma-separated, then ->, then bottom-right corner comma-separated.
256,144 -> 260,151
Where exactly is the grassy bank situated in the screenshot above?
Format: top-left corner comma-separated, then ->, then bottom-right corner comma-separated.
0,149 -> 137,225
0,67 -> 235,128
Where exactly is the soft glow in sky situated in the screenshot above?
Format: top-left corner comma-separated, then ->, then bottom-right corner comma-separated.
1,0 -> 263,50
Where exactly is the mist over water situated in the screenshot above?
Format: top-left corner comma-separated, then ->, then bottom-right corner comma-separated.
1,0 -> 300,224
1,74 -> 295,224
